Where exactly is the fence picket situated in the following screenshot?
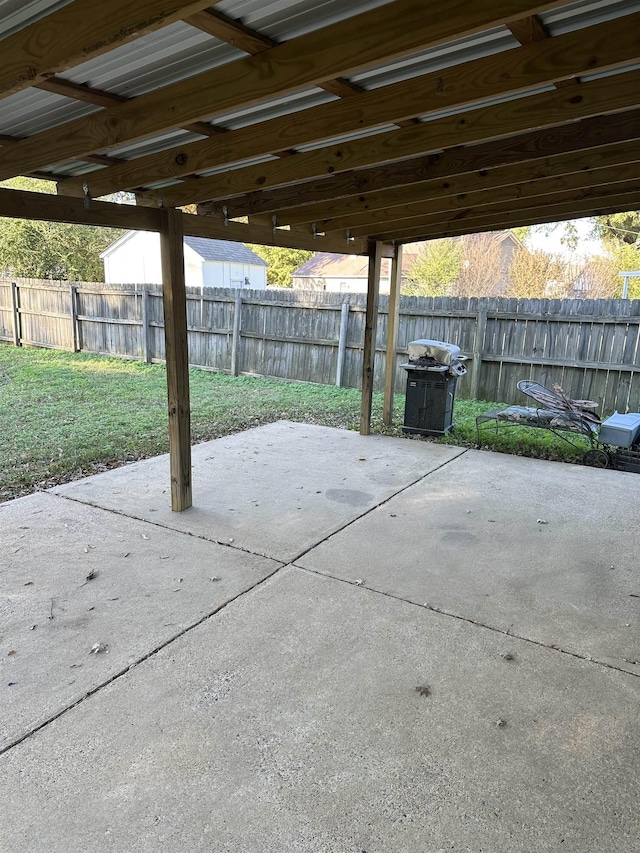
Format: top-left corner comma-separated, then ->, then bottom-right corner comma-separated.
2,279 -> 640,414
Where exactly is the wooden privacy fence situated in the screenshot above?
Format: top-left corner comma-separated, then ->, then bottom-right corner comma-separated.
1,279 -> 640,414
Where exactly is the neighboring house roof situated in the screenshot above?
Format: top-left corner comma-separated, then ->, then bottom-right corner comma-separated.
292,232 -> 524,279
293,253 -> 371,278
183,236 -> 268,265
101,231 -> 267,265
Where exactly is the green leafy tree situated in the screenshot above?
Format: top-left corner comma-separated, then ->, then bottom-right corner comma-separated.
402,239 -> 464,297
247,244 -> 313,288
0,177 -> 122,280
591,211 -> 640,247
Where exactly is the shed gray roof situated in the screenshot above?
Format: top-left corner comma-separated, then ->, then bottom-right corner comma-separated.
183,236 -> 268,265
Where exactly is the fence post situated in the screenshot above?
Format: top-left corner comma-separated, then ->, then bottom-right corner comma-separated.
231,289 -> 243,376
10,281 -> 21,347
471,304 -> 487,400
141,286 -> 152,363
335,302 -> 350,386
69,284 -> 79,352
383,244 -> 403,424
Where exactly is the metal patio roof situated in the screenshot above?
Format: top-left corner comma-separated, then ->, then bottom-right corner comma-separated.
0,0 -> 639,252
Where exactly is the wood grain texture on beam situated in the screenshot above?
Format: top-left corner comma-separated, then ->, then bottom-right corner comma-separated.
326,162 -> 640,236
0,186 -> 369,253
0,0 -> 570,180
56,11 -> 640,200
185,215 -> 368,254
267,141 -> 640,227
0,0 -> 218,100
139,69 -> 640,207
371,188 -> 640,242
160,207 -> 192,512
184,7 -> 364,100
0,187 -> 161,230
392,198 -> 640,243
199,109 -> 640,219
360,240 -> 384,435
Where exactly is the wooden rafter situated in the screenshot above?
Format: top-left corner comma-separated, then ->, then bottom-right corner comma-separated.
198,109 -> 640,220
184,7 -> 365,100
55,11 -> 640,200
371,188 -> 640,243
0,0 -> 571,181
0,0 -> 219,100
138,69 -> 640,208
257,141 -> 640,228
338,168 -> 640,238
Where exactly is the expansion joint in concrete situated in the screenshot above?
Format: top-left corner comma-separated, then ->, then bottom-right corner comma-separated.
0,562 -> 286,759
294,566 -> 640,681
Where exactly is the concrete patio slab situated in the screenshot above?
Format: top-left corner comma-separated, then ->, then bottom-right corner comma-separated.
54,421 -> 465,562
1,567 -> 638,853
0,492 -> 280,750
298,450 -> 640,674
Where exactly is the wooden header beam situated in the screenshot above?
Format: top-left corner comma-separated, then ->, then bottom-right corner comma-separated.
0,187 -> 368,254
54,12 -> 640,200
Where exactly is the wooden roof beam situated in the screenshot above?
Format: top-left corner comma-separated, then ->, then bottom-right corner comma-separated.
367,187 -> 640,242
0,186 -> 367,254
184,7 -> 364,100
0,0 -> 219,100
55,11 -> 640,200
0,0 -> 571,181
392,203 -> 635,243
198,109 -> 640,219
137,69 -> 640,208
334,164 -> 640,238
260,141 -> 640,228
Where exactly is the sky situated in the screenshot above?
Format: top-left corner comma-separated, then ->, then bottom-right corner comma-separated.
526,217 -> 603,260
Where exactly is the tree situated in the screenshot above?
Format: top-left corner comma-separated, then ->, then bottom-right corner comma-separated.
402,239 -> 463,296
451,234 -> 505,297
507,248 -> 567,299
0,177 -> 122,280
591,211 -> 640,247
246,244 -> 313,288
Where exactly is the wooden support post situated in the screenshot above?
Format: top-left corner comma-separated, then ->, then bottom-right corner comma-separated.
69,284 -> 79,352
471,304 -> 488,400
141,286 -> 152,363
160,207 -> 192,512
335,302 -> 350,387
360,239 -> 383,435
383,244 -> 403,425
10,281 -> 21,347
230,289 -> 243,376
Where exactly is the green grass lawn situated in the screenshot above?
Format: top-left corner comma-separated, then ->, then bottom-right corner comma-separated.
0,343 -> 590,502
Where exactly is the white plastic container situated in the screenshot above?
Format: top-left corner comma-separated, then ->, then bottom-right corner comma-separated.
599,412 -> 640,448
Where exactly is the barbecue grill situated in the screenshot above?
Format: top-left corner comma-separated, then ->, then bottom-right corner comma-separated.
401,339 -> 467,436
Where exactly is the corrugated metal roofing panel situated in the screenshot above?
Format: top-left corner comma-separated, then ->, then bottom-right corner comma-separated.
61,22 -> 244,98
0,0 -> 70,38
214,0 -> 392,41
541,0 -> 640,34
351,27 -> 519,89
102,129 -> 205,160
212,88 -> 336,131
0,88 -> 99,137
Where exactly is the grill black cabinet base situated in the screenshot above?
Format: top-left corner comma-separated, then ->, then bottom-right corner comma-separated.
402,370 -> 457,436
